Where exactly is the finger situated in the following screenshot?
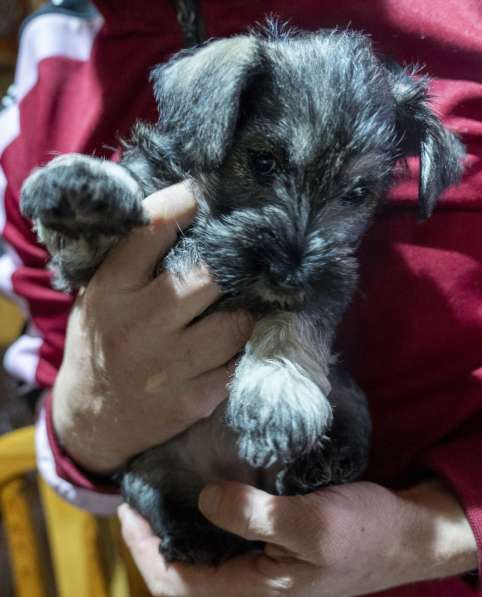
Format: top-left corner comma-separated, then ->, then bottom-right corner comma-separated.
183,364 -> 233,421
153,554 -> 291,597
119,504 -> 285,597
119,503 -> 160,545
179,310 -> 252,376
143,264 -> 221,327
102,182 -> 196,286
198,483 -> 296,545
119,504 -> 177,594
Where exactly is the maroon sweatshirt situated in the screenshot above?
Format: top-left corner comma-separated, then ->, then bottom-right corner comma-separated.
1,1 -> 480,595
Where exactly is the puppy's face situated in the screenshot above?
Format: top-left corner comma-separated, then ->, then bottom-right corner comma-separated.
200,38 -> 398,312
153,27 -> 464,314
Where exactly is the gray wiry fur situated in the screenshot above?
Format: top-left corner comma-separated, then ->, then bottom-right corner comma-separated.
21,24 -> 464,565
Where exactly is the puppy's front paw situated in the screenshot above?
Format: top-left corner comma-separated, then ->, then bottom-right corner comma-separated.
20,154 -> 146,289
227,360 -> 333,468
21,154 -> 145,236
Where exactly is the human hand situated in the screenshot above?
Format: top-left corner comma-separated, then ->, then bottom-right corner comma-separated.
52,182 -> 253,473
118,480 -> 477,597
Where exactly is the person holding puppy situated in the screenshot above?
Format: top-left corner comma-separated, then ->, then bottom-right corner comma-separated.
1,0 -> 481,595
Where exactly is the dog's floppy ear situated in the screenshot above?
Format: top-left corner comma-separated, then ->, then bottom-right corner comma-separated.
151,37 -> 261,170
389,67 -> 465,219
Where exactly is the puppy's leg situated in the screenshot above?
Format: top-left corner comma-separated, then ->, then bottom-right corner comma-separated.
276,367 -> 371,495
20,154 -> 146,290
121,423 -> 256,565
227,312 -> 334,468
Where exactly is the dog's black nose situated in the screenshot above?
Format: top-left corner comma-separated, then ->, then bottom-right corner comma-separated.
266,263 -> 307,292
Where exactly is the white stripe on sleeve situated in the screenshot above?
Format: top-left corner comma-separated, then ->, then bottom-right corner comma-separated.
36,407 -> 122,516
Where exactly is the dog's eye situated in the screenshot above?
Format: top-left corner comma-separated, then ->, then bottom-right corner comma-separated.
249,151 -> 277,176
343,180 -> 370,204
343,188 -> 366,204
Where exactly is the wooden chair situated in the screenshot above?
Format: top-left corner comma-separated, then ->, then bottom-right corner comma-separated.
0,426 -> 150,597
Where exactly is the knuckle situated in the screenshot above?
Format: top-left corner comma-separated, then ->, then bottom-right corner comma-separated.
195,396 -> 219,420
151,273 -> 177,305
190,383 -> 224,420
241,493 -> 260,538
178,386 -> 211,424
184,394 -> 210,422
228,310 -> 253,345
254,558 -> 295,596
224,486 -> 276,541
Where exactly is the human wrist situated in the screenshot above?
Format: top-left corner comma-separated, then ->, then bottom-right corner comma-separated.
396,480 -> 478,583
52,366 -> 127,475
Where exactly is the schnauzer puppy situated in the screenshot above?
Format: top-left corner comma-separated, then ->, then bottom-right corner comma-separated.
21,24 -> 464,564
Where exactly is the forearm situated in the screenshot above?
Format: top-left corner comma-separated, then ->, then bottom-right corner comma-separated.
50,294 -> 133,475
395,479 -> 478,584
52,362 -> 125,475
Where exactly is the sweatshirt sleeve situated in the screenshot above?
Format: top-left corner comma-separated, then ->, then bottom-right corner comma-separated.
424,433 -> 482,589
36,393 -> 121,515
0,7 -> 121,513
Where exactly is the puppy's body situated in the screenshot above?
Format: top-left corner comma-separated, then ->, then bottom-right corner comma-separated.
21,25 -> 464,564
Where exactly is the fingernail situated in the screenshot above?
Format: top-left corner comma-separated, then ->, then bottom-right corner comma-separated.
199,485 -> 222,518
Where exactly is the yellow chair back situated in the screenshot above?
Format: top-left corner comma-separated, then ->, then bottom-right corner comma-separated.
0,426 -> 150,597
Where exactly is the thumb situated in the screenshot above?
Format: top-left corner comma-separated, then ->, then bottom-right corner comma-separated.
198,482 -> 296,546
102,181 -> 196,286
